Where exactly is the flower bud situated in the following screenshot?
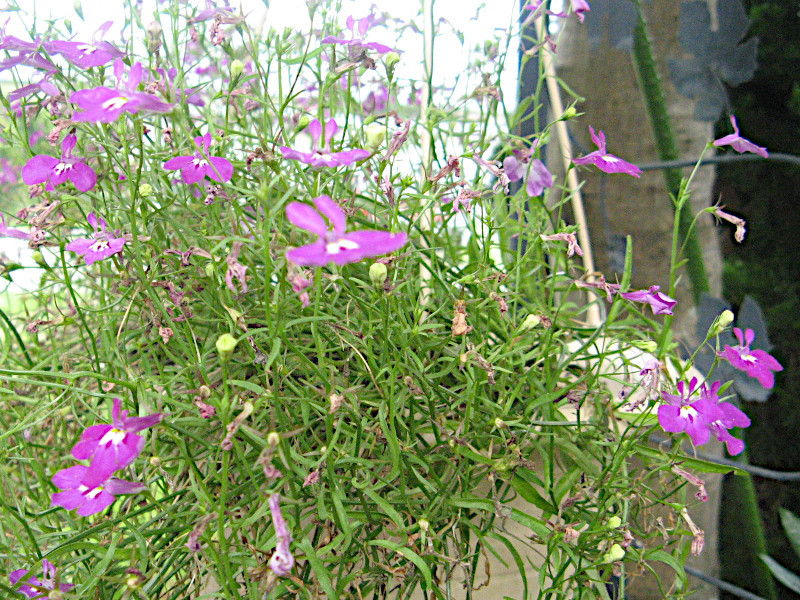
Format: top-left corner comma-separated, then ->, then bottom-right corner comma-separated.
418,518 -> 430,532
602,543 -> 625,563
230,59 -> 245,80
369,262 -> 388,287
606,515 -> 622,529
561,105 -> 578,120
267,431 -> 281,446
216,333 -> 238,361
494,417 -> 506,429
364,123 -> 386,154
146,21 -> 163,54
204,263 -> 215,278
384,52 -> 400,79
149,456 -> 161,467
519,314 -> 541,331
297,115 -> 311,132
708,309 -> 735,338
138,183 -> 154,198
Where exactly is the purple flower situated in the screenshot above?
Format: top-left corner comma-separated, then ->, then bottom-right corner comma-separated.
503,148 -> 554,197
9,559 -> 74,599
721,327 -> 783,389
22,133 -> 97,192
280,119 -> 370,168
658,378 -> 725,447
65,213 -> 126,266
0,215 -> 31,240
51,464 -> 145,516
268,493 -> 295,576
71,397 -> 162,473
321,15 -> 394,55
620,285 -> 676,316
46,21 -> 124,69
701,381 -> 750,455
713,115 -> 768,159
570,0 -> 591,22
286,195 -> 407,267
8,70 -> 60,103
572,126 -> 642,177
70,59 -> 174,123
163,133 -> 233,184
363,85 -> 390,114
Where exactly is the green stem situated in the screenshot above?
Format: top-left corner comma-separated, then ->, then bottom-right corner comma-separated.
630,3 -> 708,303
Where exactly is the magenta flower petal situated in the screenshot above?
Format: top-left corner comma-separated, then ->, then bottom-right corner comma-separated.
163,156 -> 194,171
286,202 -> 329,236
21,155 -> 58,185
69,162 -> 97,192
313,195 -> 347,233
713,115 -> 768,158
572,126 -> 642,177
286,241 -> 330,267
207,156 -> 233,182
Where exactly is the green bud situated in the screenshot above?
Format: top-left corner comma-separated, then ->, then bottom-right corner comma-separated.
606,515 -> 622,529
494,417 -> 506,429
267,431 -> 281,446
297,115 -> 311,132
230,59 -> 245,80
418,518 -> 430,532
369,262 -> 388,287
632,340 -> 658,353
364,123 -> 386,154
519,314 -> 541,332
708,309 -> 735,338
204,263 -> 215,278
602,543 -> 625,563
561,105 -> 578,120
216,333 -> 238,361
384,52 -> 400,79
138,183 -> 154,198
32,250 -> 49,269
73,0 -> 83,19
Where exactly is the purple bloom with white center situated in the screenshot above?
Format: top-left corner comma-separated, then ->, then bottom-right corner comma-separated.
721,327 -> 783,389
268,493 -> 295,576
280,119 -> 370,168
657,377 -> 725,447
51,464 -> 145,516
71,397 -> 162,473
620,285 -> 676,316
701,381 -> 750,455
22,133 -> 97,192
713,115 -> 768,159
163,133 -> 233,184
321,15 -> 394,55
286,195 -> 407,267
572,126 -> 642,177
46,21 -> 124,69
70,58 -> 174,123
65,212 -> 126,265
9,559 -> 74,599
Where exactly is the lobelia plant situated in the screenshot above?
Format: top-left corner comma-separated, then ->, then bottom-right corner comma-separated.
0,0 -> 781,599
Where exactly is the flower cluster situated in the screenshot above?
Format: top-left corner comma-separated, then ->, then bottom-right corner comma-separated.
51,398 -> 161,516
658,378 -> 750,455
659,327 -> 782,454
